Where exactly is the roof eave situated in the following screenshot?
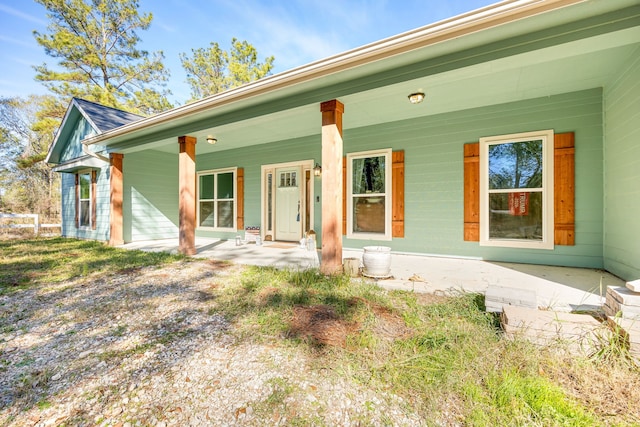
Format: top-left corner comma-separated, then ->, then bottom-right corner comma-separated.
83,0 -> 586,147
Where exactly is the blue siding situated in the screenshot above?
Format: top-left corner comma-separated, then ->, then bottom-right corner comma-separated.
60,116 -> 94,162
60,167 -> 110,241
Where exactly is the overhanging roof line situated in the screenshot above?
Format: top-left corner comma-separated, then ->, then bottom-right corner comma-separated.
83,0 -> 586,147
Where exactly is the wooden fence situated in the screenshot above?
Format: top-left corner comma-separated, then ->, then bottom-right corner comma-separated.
0,213 -> 61,235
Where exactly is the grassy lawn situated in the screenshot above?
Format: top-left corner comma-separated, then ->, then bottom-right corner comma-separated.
1,237 -> 639,426
0,236 -> 184,293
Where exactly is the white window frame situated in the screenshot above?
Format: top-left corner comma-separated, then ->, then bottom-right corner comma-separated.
196,167 -> 237,231
347,148 -> 392,241
479,130 -> 554,250
78,170 -> 92,229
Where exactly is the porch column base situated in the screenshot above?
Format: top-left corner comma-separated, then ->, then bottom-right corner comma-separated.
179,136 -> 197,255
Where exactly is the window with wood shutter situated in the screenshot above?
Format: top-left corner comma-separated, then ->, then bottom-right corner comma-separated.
342,149 -> 404,238
76,171 -> 95,229
196,167 -> 238,231
463,131 -> 575,246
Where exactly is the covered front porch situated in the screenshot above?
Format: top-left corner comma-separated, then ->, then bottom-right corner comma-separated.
119,237 -> 624,312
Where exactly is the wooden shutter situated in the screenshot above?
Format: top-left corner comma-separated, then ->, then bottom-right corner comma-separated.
75,174 -> 79,228
90,170 -> 97,230
236,168 -> 244,231
463,132 -> 575,245
342,157 -> 347,235
463,143 -> 480,241
392,150 -> 405,237
554,132 -> 575,245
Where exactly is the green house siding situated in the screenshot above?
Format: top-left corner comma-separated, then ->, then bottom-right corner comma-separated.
342,88 -> 604,269
123,150 -> 179,242
175,88 -> 605,269
60,166 -> 110,241
195,136 -> 322,241
604,48 -> 640,281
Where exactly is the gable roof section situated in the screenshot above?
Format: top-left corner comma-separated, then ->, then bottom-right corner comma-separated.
46,98 -> 143,165
73,98 -> 143,133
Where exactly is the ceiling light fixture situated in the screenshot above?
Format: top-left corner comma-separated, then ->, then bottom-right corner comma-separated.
408,92 -> 425,104
206,135 -> 217,144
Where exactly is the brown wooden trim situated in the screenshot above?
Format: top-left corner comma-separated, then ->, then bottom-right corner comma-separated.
320,99 -> 344,275
109,153 -> 124,246
90,170 -> 97,230
342,156 -> 347,235
554,132 -> 575,245
178,136 -> 197,255
392,150 -> 405,238
74,174 -> 79,229
236,167 -> 244,231
463,142 -> 480,241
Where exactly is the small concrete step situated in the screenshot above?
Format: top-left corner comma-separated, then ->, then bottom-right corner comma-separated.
501,306 -> 606,355
626,279 -> 640,293
604,287 -> 640,320
485,285 -> 537,313
607,286 -> 640,307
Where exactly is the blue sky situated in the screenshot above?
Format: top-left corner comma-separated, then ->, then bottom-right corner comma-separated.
0,0 -> 496,106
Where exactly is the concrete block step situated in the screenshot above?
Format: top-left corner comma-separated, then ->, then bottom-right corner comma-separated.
485,285 -> 537,313
607,286 -> 640,307
626,279 -> 640,293
501,306 -> 606,355
603,299 -> 640,320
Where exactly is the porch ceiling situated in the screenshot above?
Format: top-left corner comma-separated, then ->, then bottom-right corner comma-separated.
103,1 -> 639,156
144,28 -> 638,156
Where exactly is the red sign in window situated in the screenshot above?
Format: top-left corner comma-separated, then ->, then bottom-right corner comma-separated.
509,192 -> 529,216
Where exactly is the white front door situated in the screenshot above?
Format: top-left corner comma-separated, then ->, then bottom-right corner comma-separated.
275,166 -> 302,241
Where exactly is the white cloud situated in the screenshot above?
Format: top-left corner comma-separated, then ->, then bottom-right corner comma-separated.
0,34 -> 39,50
0,3 -> 47,26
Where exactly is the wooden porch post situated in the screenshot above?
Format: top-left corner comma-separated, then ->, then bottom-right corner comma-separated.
179,136 -> 197,255
109,153 -> 124,246
320,99 -> 344,275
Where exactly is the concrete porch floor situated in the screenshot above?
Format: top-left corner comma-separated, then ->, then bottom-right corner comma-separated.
119,238 -> 625,312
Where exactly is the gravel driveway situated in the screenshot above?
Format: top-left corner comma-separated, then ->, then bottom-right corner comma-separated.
0,260 -> 422,426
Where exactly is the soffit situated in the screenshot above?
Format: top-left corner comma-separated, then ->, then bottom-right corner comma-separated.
100,0 -> 640,155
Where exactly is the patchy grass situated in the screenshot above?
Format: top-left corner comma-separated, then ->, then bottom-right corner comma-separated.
211,266 -> 640,426
2,239 -> 639,425
0,237 -> 184,294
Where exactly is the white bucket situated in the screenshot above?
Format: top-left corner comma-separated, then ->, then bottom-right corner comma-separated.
362,246 -> 392,278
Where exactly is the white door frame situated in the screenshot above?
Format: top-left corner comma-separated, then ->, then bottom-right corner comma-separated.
261,159 -> 315,241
